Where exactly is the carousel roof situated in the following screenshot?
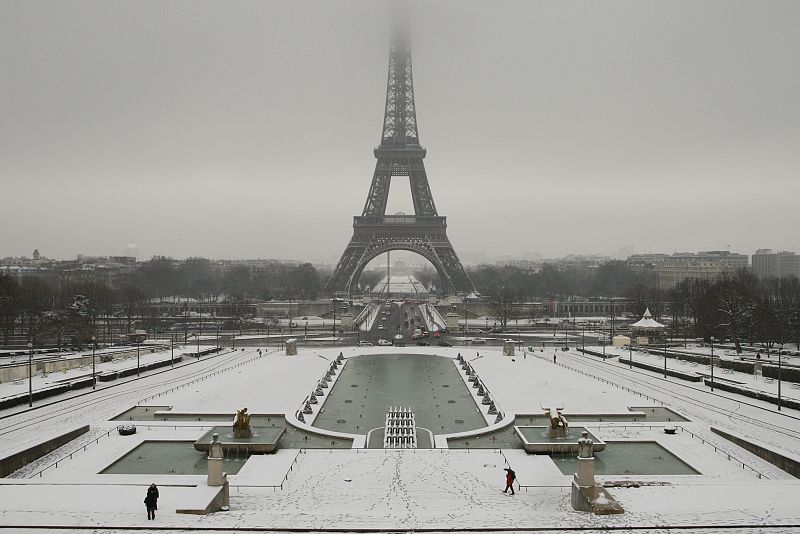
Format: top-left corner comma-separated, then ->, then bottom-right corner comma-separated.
630,307 -> 665,330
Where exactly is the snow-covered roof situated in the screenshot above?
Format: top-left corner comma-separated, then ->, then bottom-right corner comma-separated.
630,307 -> 665,329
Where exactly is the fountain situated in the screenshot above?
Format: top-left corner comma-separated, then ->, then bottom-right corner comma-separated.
194,409 -> 285,455
514,404 -> 606,454
545,404 -> 568,438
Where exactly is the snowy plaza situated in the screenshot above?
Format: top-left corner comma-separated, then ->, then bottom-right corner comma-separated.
1,340 -> 799,533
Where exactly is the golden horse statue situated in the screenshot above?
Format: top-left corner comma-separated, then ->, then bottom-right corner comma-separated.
233,407 -> 251,437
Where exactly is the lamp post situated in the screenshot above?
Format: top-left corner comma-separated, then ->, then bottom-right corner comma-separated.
602,330 -> 606,359
331,298 -> 341,342
664,307 -> 669,379
581,323 -> 585,350
778,343 -> 783,411
171,332 -> 174,367
288,298 -> 293,335
710,336 -> 715,392
91,336 -> 96,390
183,302 -> 188,344
463,298 -> 468,346
629,334 -> 633,369
27,342 -> 33,407
197,306 -> 202,357
137,336 -> 141,377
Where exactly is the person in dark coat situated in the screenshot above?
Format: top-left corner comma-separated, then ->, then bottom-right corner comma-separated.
144,483 -> 159,520
503,468 -> 516,495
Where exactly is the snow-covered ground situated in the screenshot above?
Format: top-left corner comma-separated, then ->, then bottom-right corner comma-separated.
373,275 -> 427,294
2,342 -> 800,531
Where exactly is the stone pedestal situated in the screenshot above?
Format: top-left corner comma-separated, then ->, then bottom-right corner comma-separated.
503,341 -> 515,357
753,361 -> 763,378
233,427 -> 252,439
285,338 -> 297,355
576,456 -> 595,487
571,476 -> 624,515
445,312 -> 460,332
207,457 -> 226,486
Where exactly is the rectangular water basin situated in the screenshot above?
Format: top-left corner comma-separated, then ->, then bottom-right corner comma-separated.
628,406 -> 689,422
551,441 -> 700,476
111,405 -> 171,421
515,426 -> 606,454
101,440 -> 248,475
312,354 -> 485,447
194,426 -> 285,454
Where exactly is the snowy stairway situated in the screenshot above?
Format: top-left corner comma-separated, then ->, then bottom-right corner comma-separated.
383,406 -> 417,449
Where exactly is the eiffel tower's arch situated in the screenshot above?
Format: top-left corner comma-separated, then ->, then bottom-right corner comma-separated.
347,241 -> 453,295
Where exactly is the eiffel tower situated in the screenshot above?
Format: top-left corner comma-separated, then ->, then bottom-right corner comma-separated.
326,25 -> 474,296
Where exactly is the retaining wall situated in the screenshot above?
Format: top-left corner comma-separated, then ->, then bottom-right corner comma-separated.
711,426 -> 800,479
0,425 -> 90,477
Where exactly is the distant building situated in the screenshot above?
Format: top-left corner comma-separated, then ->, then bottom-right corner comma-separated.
32,249 -> 40,261
628,251 -> 749,290
125,240 -> 138,262
752,249 -> 800,279
109,255 -> 137,265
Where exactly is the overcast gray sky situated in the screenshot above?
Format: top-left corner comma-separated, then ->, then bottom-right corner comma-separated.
2,1 -> 799,264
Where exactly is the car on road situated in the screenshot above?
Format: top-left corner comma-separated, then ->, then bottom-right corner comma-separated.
358,341 -> 373,346
416,341 -> 430,346
378,324 -> 385,330
437,341 -> 452,347
433,331 -> 441,338
377,339 -> 392,346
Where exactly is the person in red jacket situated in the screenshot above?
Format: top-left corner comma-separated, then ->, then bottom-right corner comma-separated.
503,468 -> 516,495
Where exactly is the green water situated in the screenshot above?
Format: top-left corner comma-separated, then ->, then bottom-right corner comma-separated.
628,407 -> 689,422
447,427 -> 524,449
312,354 -> 485,446
195,426 -> 285,446
111,406 -> 172,421
551,441 -> 700,476
101,441 -> 247,475
518,426 -> 600,444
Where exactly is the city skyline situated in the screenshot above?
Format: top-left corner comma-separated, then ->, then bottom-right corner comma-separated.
2,1 -> 799,261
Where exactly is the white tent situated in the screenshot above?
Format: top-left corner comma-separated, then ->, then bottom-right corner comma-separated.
630,308 -> 665,330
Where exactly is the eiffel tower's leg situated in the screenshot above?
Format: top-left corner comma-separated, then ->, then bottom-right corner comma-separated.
362,158 -> 392,217
431,241 -> 473,293
326,236 -> 368,294
408,163 -> 437,217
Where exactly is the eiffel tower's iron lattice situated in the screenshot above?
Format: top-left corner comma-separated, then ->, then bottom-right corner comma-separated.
326,25 -> 474,296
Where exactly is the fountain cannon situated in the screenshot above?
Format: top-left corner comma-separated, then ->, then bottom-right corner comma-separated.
309,394 -> 318,404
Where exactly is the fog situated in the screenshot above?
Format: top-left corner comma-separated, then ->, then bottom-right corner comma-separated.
2,1 -> 799,262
